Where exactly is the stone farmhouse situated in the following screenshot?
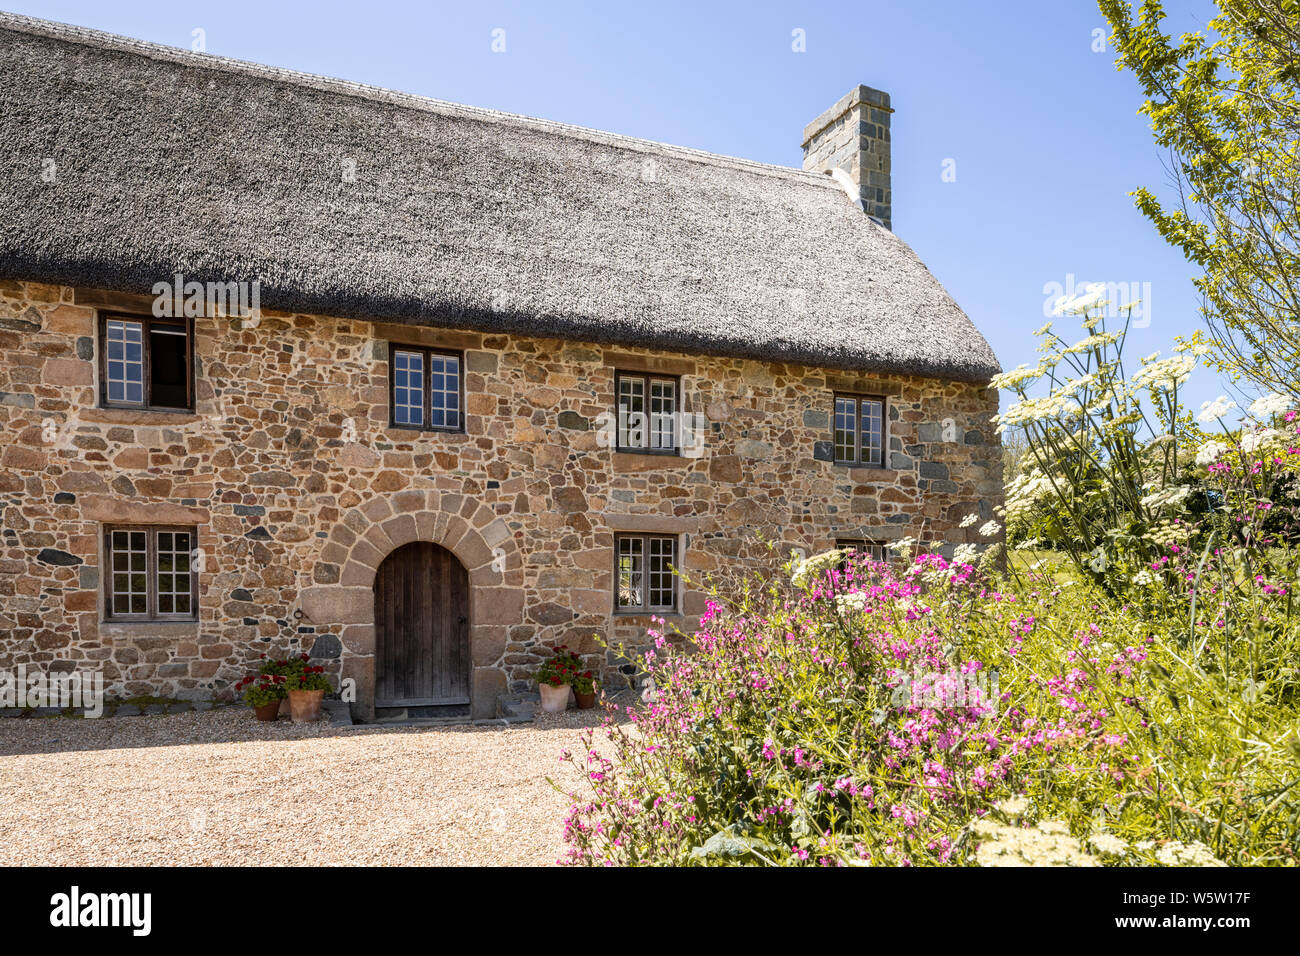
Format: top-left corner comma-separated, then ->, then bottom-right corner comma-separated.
0,13 -> 1002,720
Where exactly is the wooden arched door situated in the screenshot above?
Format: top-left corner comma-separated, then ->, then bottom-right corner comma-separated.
374,542 -> 470,707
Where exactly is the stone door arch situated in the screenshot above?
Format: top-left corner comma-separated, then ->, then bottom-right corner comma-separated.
299,490 -> 524,720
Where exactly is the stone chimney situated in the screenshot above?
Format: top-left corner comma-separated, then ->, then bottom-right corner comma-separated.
801,85 -> 893,229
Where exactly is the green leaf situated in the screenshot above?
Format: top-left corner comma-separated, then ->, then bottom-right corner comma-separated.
689,828 -> 772,860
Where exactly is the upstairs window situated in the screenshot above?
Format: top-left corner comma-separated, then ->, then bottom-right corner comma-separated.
100,314 -> 194,411
616,371 -> 678,453
389,345 -> 462,432
104,526 -> 198,620
615,533 -> 678,612
833,394 -> 885,467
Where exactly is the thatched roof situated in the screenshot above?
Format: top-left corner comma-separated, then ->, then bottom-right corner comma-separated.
0,13 -> 1000,383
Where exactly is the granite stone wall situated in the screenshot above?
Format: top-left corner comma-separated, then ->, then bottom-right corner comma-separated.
0,280 -> 1001,719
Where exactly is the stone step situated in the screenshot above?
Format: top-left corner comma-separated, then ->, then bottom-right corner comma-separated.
497,692 -> 539,723
321,699 -> 353,727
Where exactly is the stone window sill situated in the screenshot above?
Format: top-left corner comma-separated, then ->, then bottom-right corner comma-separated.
612,451 -> 692,472
381,427 -> 471,442
83,407 -> 203,427
100,620 -> 200,638
831,464 -> 901,480
611,612 -> 695,625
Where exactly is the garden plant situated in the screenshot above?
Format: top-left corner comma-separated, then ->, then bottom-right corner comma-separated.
558,305 -> 1300,866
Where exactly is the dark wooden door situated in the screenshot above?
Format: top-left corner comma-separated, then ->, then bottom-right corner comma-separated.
374,542 -> 470,707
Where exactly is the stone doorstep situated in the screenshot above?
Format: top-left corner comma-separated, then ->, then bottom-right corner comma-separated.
321,698 -> 353,727
497,692 -> 539,724
363,716 -> 511,728
364,701 -> 477,728
351,695 -> 536,728
364,712 -> 511,729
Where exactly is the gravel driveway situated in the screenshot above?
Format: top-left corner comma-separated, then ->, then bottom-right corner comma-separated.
0,708 -> 617,866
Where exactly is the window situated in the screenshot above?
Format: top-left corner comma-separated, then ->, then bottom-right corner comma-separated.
616,371 -> 678,453
833,395 -> 885,467
389,345 -> 462,431
836,539 -> 889,564
615,534 -> 678,612
104,526 -> 198,620
99,314 -> 194,410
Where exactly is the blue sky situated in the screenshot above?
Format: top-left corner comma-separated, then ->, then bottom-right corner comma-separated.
11,0 -> 1229,409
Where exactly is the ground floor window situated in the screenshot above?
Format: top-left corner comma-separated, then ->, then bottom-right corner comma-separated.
615,533 -> 678,612
835,538 -> 889,567
104,526 -> 198,619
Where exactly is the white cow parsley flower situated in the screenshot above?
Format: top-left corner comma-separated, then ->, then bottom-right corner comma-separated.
1195,440 -> 1228,466
1248,392 -> 1291,419
1089,833 -> 1129,857
1197,396 -> 1237,423
791,549 -> 845,589
888,537 -> 917,560
835,591 -> 868,613
989,363 -> 1043,391
1240,429 -> 1283,454
1050,283 -> 1108,317
951,543 -> 978,567
1130,354 -> 1194,392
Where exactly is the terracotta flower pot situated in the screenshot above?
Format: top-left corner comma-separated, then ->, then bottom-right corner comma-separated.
288,688 -> 325,723
538,682 -> 570,713
254,701 -> 281,722
574,690 -> 597,710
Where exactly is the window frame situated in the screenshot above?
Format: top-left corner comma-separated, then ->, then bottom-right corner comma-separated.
832,393 -> 887,468
97,311 -> 196,412
387,343 -> 465,433
614,370 -> 681,455
613,533 -> 679,614
102,525 -> 200,622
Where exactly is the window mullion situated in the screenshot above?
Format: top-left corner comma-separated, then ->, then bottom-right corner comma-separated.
854,399 -> 862,465
647,533 -> 653,609
146,528 -> 157,620
637,375 -> 647,451
424,348 -> 432,431
102,531 -> 112,618
640,534 -> 648,609
142,318 -> 152,409
675,380 -> 681,452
